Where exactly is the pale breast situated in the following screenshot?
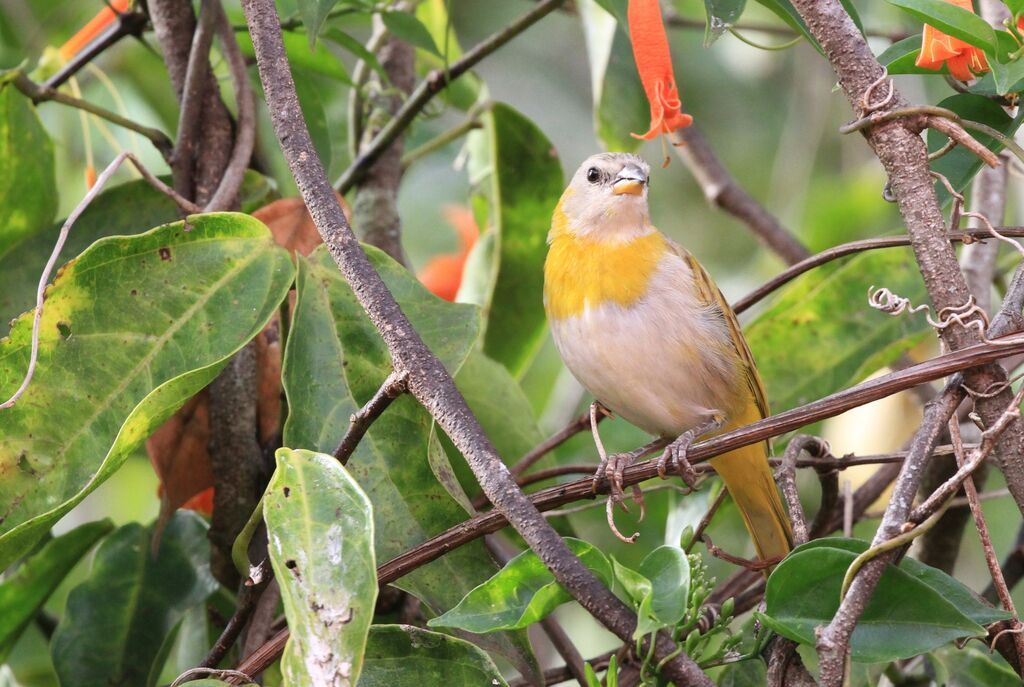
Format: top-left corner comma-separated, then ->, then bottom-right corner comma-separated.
548,255 -> 746,437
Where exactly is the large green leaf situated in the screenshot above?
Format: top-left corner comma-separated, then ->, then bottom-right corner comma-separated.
796,538 -> 1010,626
50,512 -> 217,687
465,102 -> 563,377
929,646 -> 1020,686
282,246 -> 538,679
928,94 -> 1024,203
760,540 -> 989,662
0,520 -> 113,662
359,625 -> 507,686
579,1 -> 648,152
877,36 -> 935,75
266,448 -> 376,687
0,213 -> 293,570
0,173 -> 276,327
610,547 -> 690,639
887,0 -> 997,52
746,248 -> 931,413
429,538 -> 613,633
0,88 -> 56,259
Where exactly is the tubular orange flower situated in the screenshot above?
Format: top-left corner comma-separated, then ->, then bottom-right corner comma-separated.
914,0 -> 990,81
59,0 -> 131,62
627,0 -> 693,140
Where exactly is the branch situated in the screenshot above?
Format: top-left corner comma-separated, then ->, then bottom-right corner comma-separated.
350,13 -> 416,265
11,72 -> 174,161
671,126 -> 810,266
777,436 -> 831,546
44,8 -> 148,90
239,1 -> 711,684
334,0 -> 567,193
733,227 -> 1024,315
333,370 -> 409,464
172,0 -> 218,197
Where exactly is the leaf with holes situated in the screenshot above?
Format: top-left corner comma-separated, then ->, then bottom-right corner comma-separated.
0,213 -> 293,571
283,246 -> 539,681
265,448 -> 376,687
50,512 -> 217,687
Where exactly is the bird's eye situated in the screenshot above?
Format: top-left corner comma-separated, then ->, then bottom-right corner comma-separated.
586,167 -> 600,184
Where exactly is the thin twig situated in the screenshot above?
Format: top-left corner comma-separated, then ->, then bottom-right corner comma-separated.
777,436 -> 830,545
333,370 -> 409,464
732,228 -> 1024,315
684,489 -> 728,553
203,2 -> 256,212
202,559 -> 274,668
401,110 -> 486,169
949,417 -> 1024,666
511,409 -> 604,476
173,0 -> 218,197
12,72 -> 174,160
0,152 -> 200,411
334,0 -> 567,193
44,9 -> 148,90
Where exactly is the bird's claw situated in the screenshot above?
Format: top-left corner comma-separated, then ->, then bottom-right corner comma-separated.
656,415 -> 724,491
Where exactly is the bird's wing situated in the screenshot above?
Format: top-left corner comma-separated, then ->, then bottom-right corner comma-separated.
666,239 -> 770,420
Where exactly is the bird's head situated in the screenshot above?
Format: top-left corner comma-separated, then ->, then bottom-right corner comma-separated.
553,153 -> 652,241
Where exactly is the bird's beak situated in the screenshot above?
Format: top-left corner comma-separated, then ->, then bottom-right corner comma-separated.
612,165 -> 647,196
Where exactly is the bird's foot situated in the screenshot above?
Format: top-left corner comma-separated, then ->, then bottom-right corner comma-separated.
656,414 -> 724,492
588,400 -> 644,543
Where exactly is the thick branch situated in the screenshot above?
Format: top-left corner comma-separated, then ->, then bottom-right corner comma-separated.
240,1 -> 710,683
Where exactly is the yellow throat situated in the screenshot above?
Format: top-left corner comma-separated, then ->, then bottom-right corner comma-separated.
543,204 -> 668,321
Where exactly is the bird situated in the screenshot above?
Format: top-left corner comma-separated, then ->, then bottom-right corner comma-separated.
543,152 -> 792,565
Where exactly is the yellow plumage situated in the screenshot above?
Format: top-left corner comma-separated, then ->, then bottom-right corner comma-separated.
544,153 -> 791,564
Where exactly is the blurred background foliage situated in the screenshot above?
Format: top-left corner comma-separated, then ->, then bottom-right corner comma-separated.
1,0 -> 1023,684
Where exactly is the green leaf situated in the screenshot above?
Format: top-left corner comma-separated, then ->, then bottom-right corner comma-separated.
359,625 -> 508,686
990,56 -> 1024,95
638,545 -> 690,627
50,512 -> 218,687
382,12 -> 441,57
0,173 -> 275,327
323,28 -> 385,77
579,1 -> 648,152
877,35 -> 935,75
0,213 -> 294,570
928,646 -> 1020,687
716,659 -> 767,686
746,248 -> 931,412
0,87 -> 57,259
413,0 -> 481,110
927,94 -> 1024,202
266,448 -> 376,687
1007,0 -> 1024,16
795,538 -> 1011,626
297,0 -> 344,46
429,538 -> 613,633
593,0 -> 629,25
0,520 -> 113,662
703,0 -> 748,45
751,0 -> 822,52
237,30 -> 350,82
887,0 -> 997,52
283,246 -> 539,680
761,542 -> 988,662
466,102 -> 564,377
610,558 -> 660,638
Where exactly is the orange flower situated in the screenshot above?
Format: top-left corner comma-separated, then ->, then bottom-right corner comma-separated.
914,0 -> 990,81
627,0 -> 693,140
418,206 -> 479,302
59,0 -> 131,62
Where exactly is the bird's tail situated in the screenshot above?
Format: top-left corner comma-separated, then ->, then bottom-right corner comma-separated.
708,426 -> 792,569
